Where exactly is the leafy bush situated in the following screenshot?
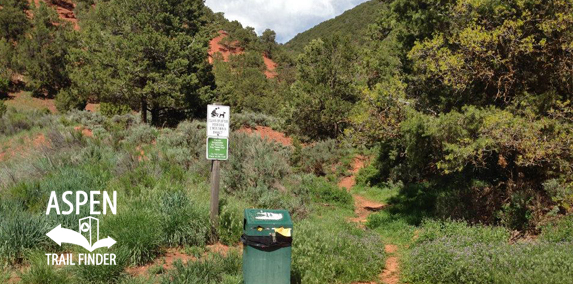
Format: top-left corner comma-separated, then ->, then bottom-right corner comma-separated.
55,89 -> 87,112
123,124 -> 158,146
231,112 -> 283,131
100,102 -> 132,117
223,132 -> 291,194
292,216 -> 385,283
291,139 -> 350,176
302,175 -> 352,208
354,163 -> 381,187
161,252 -> 242,284
156,120 -> 206,170
373,106 -> 573,229
0,108 -> 54,137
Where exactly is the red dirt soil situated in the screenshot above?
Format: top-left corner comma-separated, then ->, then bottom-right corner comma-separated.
208,30 -> 278,79
74,125 -> 93,137
126,243 -> 240,277
343,156 -> 400,284
381,245 -> 400,284
33,0 -> 79,30
238,126 -> 292,146
338,156 -> 366,190
0,133 -> 48,162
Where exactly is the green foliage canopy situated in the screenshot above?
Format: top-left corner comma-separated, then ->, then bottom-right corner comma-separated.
287,35 -> 359,139
66,0 -> 215,125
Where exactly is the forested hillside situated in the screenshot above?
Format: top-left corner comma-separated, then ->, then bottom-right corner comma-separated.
285,0 -> 385,53
1,0 -> 573,283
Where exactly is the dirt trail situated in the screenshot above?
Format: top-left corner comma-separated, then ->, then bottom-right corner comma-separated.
342,157 -> 399,284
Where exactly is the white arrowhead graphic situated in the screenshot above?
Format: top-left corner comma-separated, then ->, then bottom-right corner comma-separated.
46,224 -> 116,252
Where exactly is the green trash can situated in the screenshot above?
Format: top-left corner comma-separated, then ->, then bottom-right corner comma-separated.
242,209 -> 293,284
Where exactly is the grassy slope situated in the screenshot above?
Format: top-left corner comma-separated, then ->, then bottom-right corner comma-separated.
0,109 -> 385,284
284,0 -> 385,54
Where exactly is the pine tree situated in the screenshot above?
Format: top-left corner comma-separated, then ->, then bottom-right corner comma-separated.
67,0 -> 215,125
17,2 -> 75,97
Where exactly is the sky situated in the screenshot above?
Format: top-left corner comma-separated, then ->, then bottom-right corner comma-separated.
204,0 -> 370,44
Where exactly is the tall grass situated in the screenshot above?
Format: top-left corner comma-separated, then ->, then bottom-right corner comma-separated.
0,201 -> 52,265
19,253 -> 72,284
161,252 -> 242,284
292,212 -> 385,284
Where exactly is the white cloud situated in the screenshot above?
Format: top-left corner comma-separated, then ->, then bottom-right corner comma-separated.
205,0 -> 370,43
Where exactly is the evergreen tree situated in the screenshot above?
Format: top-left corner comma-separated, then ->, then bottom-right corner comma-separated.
67,0 -> 215,125
261,29 -> 277,58
17,2 -> 75,98
0,0 -> 30,42
287,35 -> 359,139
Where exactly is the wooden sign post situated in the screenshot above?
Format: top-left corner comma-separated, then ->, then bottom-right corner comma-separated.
206,104 -> 230,228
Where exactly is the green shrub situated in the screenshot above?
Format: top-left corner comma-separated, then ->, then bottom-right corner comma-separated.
0,100 -> 6,117
66,110 -> 107,129
372,106 -> 573,229
103,207 -> 162,266
291,139 -> 350,176
161,252 -> 242,284
231,111 -> 283,131
123,124 -> 158,146
100,102 -> 132,117
292,216 -> 385,283
158,191 -> 211,247
55,89 -> 87,112
223,132 -> 291,194
355,163 -> 380,187
406,238 -> 573,284
0,77 -> 9,97
0,108 -> 55,137
541,215 -> 573,242
302,175 -> 352,208
156,120 -> 206,170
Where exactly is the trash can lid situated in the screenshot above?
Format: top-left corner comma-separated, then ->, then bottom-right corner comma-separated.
244,209 -> 293,236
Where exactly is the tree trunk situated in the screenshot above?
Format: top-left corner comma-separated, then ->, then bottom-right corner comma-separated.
141,98 -> 147,123
151,105 -> 159,126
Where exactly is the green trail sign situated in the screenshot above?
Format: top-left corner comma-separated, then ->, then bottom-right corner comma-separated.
206,137 -> 228,160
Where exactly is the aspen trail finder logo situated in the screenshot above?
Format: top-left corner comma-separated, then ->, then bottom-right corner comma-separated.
44,191 -> 118,266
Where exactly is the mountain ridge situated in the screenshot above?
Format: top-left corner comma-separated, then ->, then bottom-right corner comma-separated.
284,0 -> 384,54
